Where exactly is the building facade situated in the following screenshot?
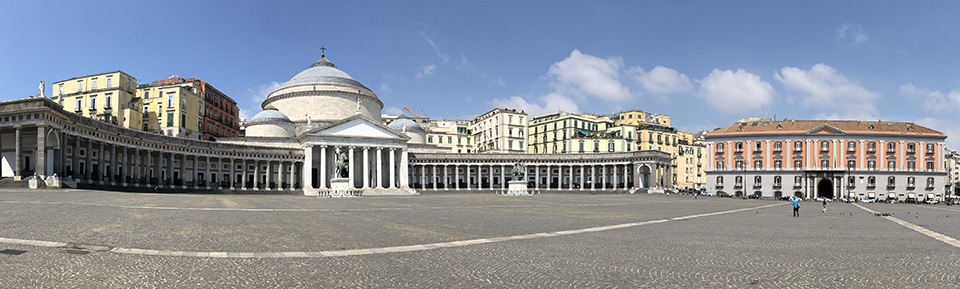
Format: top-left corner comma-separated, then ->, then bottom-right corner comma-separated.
426,119 -> 475,153
51,71 -> 141,128
137,77 -> 204,139
705,119 -> 948,202
1,53 -> 671,196
527,112 -> 639,154
470,108 -> 527,153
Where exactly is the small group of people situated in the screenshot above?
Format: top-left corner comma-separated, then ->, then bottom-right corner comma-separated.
789,196 -> 828,217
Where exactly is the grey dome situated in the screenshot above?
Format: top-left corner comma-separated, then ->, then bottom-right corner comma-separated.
277,57 -> 371,91
388,117 -> 424,133
247,107 -> 292,124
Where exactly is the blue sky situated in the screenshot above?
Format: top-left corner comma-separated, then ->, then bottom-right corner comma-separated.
3,1 -> 960,148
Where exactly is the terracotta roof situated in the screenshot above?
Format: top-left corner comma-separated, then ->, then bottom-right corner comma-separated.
708,120 -> 944,137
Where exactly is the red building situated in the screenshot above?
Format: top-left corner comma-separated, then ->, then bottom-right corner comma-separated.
154,77 -> 240,141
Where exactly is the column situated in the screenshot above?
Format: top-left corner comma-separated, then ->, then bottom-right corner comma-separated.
602,165 -> 608,190
318,146 -> 326,188
152,151 -> 159,186
85,139 -> 92,182
362,147 -> 370,189
376,148 -> 383,188
535,164 -> 541,190
348,147 -> 355,188
580,165 -> 586,191
204,156 -> 210,189
120,147 -> 128,186
192,155 -> 199,189
265,160 -> 272,190
72,136 -> 80,180
398,150 -> 407,188
229,158 -> 236,190
36,125 -> 46,178
240,159 -> 247,190
613,164 -> 619,189
431,165 -> 437,190
289,161 -> 296,190
500,165 -> 505,188
13,127 -> 21,180
110,143 -> 117,184
96,141 -> 104,184
166,152 -> 174,188
133,148 -> 140,187
218,157 -> 223,189
388,148 -> 396,188
253,160 -> 260,190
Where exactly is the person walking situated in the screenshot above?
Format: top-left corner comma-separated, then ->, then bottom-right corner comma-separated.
822,199 -> 828,213
792,196 -> 800,217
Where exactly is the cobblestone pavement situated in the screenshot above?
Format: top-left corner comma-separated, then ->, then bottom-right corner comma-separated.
1,189 -> 959,288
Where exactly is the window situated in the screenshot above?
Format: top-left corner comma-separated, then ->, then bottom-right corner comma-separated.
579,141 -> 584,153
58,83 -> 63,96
907,177 -> 915,188
104,93 -> 112,108
774,159 -> 782,169
754,142 -> 762,152
887,176 -> 896,188
89,95 -> 96,109
754,176 -> 762,186
867,176 -> 876,187
867,157 -> 876,169
847,141 -> 856,152
926,143 -> 935,154
847,159 -> 856,168
927,177 -> 935,188
774,141 -> 782,152
428,136 -> 433,143
887,158 -> 896,169
608,141 -> 615,152
735,160 -> 744,169
716,159 -> 724,169
77,80 -> 83,92
144,91 -> 150,98
847,176 -> 855,188
166,112 -> 174,127
907,158 -> 916,170
91,78 -> 97,90
907,142 -> 916,153
142,123 -> 148,131
887,142 -> 896,153
794,141 -> 803,151
820,159 -> 829,168
508,140 -> 513,149
106,75 -> 113,87
735,176 -> 743,186
794,158 -> 803,168
75,97 -> 82,112
447,136 -> 452,143
716,176 -> 724,186
868,141 -> 876,152
167,92 -> 174,108
821,140 -> 829,151
754,159 -> 762,168
143,106 -> 148,116
794,176 -> 802,186
774,176 -> 782,187
735,142 -> 743,152
716,143 -> 724,153
593,140 -> 599,152
926,160 -> 935,171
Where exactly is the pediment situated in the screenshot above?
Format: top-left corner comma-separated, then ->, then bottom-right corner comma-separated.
312,116 -> 406,139
805,124 -> 845,135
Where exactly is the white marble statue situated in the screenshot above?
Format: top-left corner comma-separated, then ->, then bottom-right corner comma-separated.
38,80 -> 45,98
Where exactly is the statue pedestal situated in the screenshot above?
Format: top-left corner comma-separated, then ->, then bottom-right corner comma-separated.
504,180 -> 532,196
328,178 -> 359,197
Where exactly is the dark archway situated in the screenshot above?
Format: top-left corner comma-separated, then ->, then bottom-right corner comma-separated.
817,178 -> 834,199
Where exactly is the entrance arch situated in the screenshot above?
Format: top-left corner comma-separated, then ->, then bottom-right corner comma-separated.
817,178 -> 834,199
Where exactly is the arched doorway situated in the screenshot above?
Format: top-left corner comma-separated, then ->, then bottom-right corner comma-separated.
817,178 -> 834,199
638,165 -> 651,189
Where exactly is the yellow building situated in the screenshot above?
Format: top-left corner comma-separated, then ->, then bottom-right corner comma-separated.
676,131 -> 707,190
51,71 -> 142,128
527,112 -> 637,154
136,77 -> 204,139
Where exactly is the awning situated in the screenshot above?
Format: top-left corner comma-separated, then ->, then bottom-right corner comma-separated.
908,193 -> 916,198
868,193 -> 875,198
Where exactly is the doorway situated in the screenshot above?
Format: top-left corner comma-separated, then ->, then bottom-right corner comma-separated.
817,178 -> 834,199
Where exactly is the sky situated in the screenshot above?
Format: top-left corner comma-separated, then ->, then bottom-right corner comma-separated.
2,1 -> 960,148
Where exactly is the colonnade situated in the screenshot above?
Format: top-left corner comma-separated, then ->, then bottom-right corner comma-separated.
302,144 -> 408,190
407,161 -> 670,191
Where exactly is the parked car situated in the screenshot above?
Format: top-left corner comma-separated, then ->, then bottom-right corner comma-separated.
748,193 -> 761,199
717,191 -> 733,198
814,197 -> 832,202
859,198 -> 875,203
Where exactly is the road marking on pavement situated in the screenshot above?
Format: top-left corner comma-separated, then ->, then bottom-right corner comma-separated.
854,203 -> 960,249
0,202 -> 783,258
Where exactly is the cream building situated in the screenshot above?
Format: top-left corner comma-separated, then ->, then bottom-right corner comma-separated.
426,119 -> 475,153
528,112 -> 638,154
51,71 -> 141,128
470,108 -> 527,153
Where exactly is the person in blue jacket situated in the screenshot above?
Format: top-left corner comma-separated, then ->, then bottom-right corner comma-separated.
791,196 -> 800,217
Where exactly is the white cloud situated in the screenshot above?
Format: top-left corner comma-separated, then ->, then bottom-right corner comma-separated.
547,49 -> 633,102
490,94 -> 579,118
900,83 -> 960,112
382,106 -> 403,116
415,64 -> 436,79
632,66 -> 693,95
698,69 -> 775,114
240,81 -> 282,120
379,83 -> 392,93
775,63 -> 878,118
908,117 -> 960,150
836,23 -> 869,45
419,31 -> 450,63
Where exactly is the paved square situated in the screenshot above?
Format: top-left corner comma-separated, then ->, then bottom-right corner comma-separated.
1,189 -> 959,288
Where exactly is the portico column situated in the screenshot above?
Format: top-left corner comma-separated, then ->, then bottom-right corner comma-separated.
362,147 -> 370,189
348,147 -> 356,188
613,164 -> 619,189
217,157 -> 223,189
166,152 -> 174,188
265,160 -> 272,190
580,165 -> 585,191
388,148 -> 396,188
133,148 -> 140,186
72,136 -> 80,180
500,165 -> 505,188
36,125 -> 46,178
109,143 -> 116,184
120,147 -> 127,186
240,158 -> 248,190
376,147 -> 383,188
432,165 -> 437,190
318,146 -> 326,189
289,161 -> 296,190
535,164 -> 541,190
602,165 -> 607,190
179,153 -> 187,189
399,150 -> 409,189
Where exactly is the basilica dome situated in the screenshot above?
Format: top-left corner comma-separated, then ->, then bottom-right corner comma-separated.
262,55 -> 383,124
245,106 -> 296,138
388,115 -> 426,144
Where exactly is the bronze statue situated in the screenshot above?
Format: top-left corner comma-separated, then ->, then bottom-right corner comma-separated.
511,161 -> 525,181
334,149 -> 348,178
